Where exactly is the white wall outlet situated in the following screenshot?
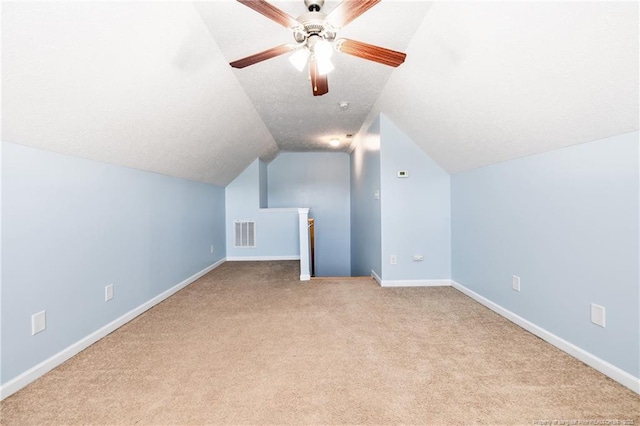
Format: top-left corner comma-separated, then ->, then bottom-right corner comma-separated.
512,275 -> 521,291
591,303 -> 606,327
105,284 -> 114,302
390,255 -> 397,265
210,244 -> 214,254
413,255 -> 424,261
31,310 -> 46,335
397,170 -> 409,178
374,190 -> 380,200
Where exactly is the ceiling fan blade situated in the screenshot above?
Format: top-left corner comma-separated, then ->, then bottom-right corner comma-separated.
230,44 -> 297,69
309,56 -> 329,96
335,38 -> 406,67
237,0 -> 300,29
325,0 -> 381,28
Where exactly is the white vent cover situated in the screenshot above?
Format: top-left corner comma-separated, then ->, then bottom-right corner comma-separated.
234,221 -> 256,248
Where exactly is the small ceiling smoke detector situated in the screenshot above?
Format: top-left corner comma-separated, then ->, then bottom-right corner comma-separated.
329,138 -> 340,147
339,101 -> 349,110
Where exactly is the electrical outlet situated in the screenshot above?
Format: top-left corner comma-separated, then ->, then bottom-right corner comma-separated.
32,310 -> 46,335
413,255 -> 424,261
374,190 -> 380,200
105,284 -> 114,301
512,275 -> 521,291
390,255 -> 397,265
591,303 -> 606,327
210,244 -> 214,254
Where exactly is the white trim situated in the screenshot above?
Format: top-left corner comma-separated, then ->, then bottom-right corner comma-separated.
297,209 -> 311,281
370,271 -> 451,288
0,258 -> 226,400
451,280 -> 640,395
300,274 -> 311,281
371,270 -> 382,286
226,256 -> 300,261
258,208 -> 300,213
380,279 -> 452,287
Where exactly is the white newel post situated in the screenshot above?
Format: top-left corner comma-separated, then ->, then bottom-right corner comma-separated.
298,208 -> 311,281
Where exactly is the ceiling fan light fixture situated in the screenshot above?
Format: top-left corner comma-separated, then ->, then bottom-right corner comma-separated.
231,0 -> 407,96
317,56 -> 334,75
313,38 -> 333,59
289,48 -> 309,71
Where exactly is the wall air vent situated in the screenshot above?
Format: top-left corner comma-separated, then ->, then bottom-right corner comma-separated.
234,221 -> 256,248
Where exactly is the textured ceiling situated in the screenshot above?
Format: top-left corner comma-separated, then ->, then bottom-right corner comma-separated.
195,1 -> 431,152
1,1 -> 279,186
362,1 -> 639,172
2,1 -> 638,186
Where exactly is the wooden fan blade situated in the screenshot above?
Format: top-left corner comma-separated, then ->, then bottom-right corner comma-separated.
325,0 -> 381,28
335,38 -> 406,67
230,44 -> 296,69
237,0 -> 300,29
309,56 -> 328,96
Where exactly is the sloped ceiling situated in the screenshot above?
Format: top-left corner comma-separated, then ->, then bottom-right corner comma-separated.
363,1 -> 639,172
195,0 -> 431,152
2,1 -> 279,186
2,1 -> 638,186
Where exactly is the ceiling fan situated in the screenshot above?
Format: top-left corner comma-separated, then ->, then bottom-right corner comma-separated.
230,0 -> 407,96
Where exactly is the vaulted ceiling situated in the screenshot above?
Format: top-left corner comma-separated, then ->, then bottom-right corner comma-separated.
2,1 -> 638,186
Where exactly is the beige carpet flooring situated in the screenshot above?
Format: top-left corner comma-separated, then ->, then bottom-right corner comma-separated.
1,261 -> 638,425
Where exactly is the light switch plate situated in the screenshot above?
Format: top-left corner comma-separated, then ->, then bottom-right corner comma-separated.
591,303 -> 606,327
32,310 -> 46,335
105,284 -> 114,302
512,275 -> 521,291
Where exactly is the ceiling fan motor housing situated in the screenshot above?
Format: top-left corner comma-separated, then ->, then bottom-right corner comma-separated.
293,11 -> 336,45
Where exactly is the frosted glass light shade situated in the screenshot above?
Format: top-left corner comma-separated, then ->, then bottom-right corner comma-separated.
314,39 -> 333,59
289,48 -> 309,72
317,57 -> 334,75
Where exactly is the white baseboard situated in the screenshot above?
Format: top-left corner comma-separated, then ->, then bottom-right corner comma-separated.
451,280 -> 640,395
226,256 -> 300,261
370,270 -> 451,288
0,258 -> 226,400
380,279 -> 452,287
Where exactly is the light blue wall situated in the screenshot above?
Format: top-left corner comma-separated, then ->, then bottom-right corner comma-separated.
380,115 -> 451,281
225,159 -> 299,259
259,159 -> 268,208
268,152 -> 351,277
451,132 -> 639,377
350,117 -> 382,277
1,141 -> 226,384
